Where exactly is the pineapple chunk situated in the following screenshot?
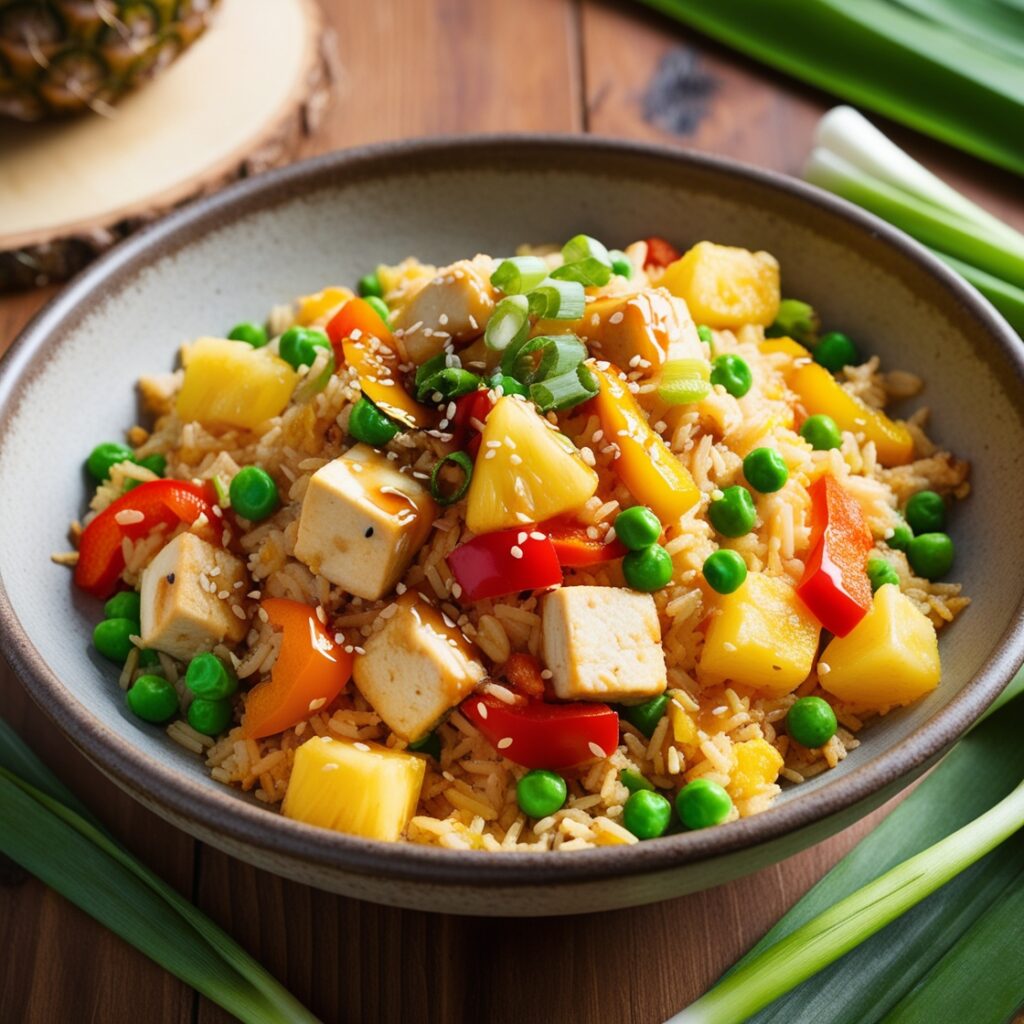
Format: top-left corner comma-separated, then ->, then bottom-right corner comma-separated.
176,337 -> 296,431
699,572 -> 821,696
296,286 -> 353,326
819,584 -> 940,709
282,736 -> 425,842
466,396 -> 598,534
729,738 -> 784,800
661,241 -> 780,329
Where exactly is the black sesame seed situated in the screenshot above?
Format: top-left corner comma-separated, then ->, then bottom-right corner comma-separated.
166,573 -> 176,585
365,526 -> 374,538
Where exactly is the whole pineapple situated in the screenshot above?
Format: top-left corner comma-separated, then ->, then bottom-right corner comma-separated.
0,0 -> 220,121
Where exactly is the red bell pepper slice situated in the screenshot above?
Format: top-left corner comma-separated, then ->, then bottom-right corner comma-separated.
451,388 -> 494,458
325,296 -> 392,360
540,516 -> 628,567
643,236 -> 682,269
74,479 -> 218,599
462,694 -> 620,769
796,475 -> 874,637
447,528 -> 562,601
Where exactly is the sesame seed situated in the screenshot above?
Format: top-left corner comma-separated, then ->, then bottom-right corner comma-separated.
517,532 -> 528,544
354,646 -> 366,655
309,697 -> 327,711
321,763 -> 340,772
587,742 -> 606,759
510,545 -> 524,559
818,662 -> 832,676
315,606 -> 327,623
497,737 -> 513,749
217,590 -> 229,600
608,311 -> 624,325
530,531 -> 546,541
484,450 -> 497,460
354,741 -> 371,752
231,605 -> 247,620
451,582 -> 463,599
478,703 -> 489,719
510,453 -> 522,465
540,669 -> 553,679
580,446 -> 596,467
334,632 -> 346,645
114,509 -> 145,526
396,582 -> 408,594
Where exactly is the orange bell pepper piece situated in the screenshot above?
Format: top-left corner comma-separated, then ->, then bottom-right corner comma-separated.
590,363 -> 700,523
241,598 -> 353,739
326,299 -> 436,429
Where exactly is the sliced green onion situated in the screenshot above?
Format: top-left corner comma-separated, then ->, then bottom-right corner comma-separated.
490,256 -> 550,295
609,249 -> 633,278
765,298 -> 820,344
416,368 -> 482,402
552,234 -> 614,288
414,352 -> 448,394
501,334 -> 587,385
211,474 -> 230,508
529,364 -> 599,411
429,451 -> 473,506
526,278 -> 586,321
292,348 -> 336,404
562,233 -> 613,268
658,358 -> 712,405
484,294 -> 530,351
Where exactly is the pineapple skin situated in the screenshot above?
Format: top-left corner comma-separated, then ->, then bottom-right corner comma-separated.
0,0 -> 221,121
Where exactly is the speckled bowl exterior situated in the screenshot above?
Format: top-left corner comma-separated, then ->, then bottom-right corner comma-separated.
1,137 -> 1023,916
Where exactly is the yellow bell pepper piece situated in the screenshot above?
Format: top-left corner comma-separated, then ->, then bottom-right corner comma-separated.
729,737 -> 784,799
590,363 -> 700,524
699,572 -> 821,696
296,286 -> 354,326
177,337 -> 296,431
819,583 -> 940,709
282,736 -> 425,842
342,336 -> 436,429
759,336 -> 811,361
789,362 -> 913,466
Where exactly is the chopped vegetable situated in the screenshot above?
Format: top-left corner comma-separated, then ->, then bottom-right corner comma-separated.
729,737 -> 784,799
796,475 -> 874,637
529,364 -> 598,412
357,272 -> 383,298
620,769 -> 654,793
184,653 -> 237,701
86,442 -> 135,483
590,363 -> 700,524
282,737 -> 425,842
700,572 -> 821,696
407,732 -> 441,760
551,233 -> 613,288
490,255 -> 549,295
279,327 -> 330,370
609,250 -> 633,278
623,790 -> 672,840
908,531 -> 954,579
348,396 -> 400,447
819,583 -> 940,709
483,294 -> 530,351
125,675 -> 179,724
228,466 -> 279,522
541,517 -> 628,567
241,598 -> 353,739
813,330 -> 859,371
905,489 -> 947,534
92,618 -> 137,663
622,543 -> 673,592
702,549 -> 747,595
787,696 -> 838,749
710,353 -> 753,398
642,236 -> 681,269
800,412 -> 843,451
363,295 -> 390,326
103,591 -> 141,622
525,278 -> 585,320
889,520 -> 913,552
446,528 -> 562,601
135,454 -> 167,478
658,357 -> 712,404
226,322 -> 267,347
295,286 -> 353,326
176,337 -> 297,431
742,447 -> 789,493
461,694 -> 619,769
867,556 -> 900,593
501,334 -> 587,387
708,485 -> 757,538
676,778 -> 733,830
622,694 -> 669,738
613,505 -> 662,551
429,450 -> 473,506
415,366 -> 482,403
464,395 -> 598,535
74,479 -> 218,599
766,299 -> 819,345
186,698 -> 232,737
516,769 -> 568,818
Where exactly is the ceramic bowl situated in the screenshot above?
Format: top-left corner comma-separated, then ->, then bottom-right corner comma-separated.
2,137 -> 1023,916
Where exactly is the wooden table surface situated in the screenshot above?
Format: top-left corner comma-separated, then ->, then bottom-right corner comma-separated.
2,2 -> 1022,1022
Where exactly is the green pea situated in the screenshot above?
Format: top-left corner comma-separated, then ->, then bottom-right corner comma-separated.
126,675 -> 179,724
708,485 -> 757,538
620,768 -> 655,793
614,505 -> 662,551
136,453 -> 167,477
703,549 -> 747,595
623,790 -> 672,840
710,354 -> 752,398
799,413 -> 842,451
516,769 -> 568,818
489,373 -> 528,398
623,694 -> 669,738
103,590 -> 141,623
279,326 -> 331,370
357,272 -> 384,299
348,396 -> 400,447
813,331 -> 859,372
93,618 -> 137,663
408,732 -> 442,760
697,324 -> 714,352
227,321 -> 268,347
676,778 -> 733,829
364,295 -> 391,326
187,697 -> 233,736
787,696 -> 838,749
867,557 -> 900,593
229,466 -> 280,521
139,649 -> 161,668
888,521 -> 913,552
908,532 -> 954,580
87,442 -> 135,483
905,490 -> 946,535
622,544 -> 673,592
185,652 -> 238,700
743,447 -> 789,494
609,250 -> 633,278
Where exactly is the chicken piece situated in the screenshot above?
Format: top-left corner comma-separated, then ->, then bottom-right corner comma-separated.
391,256 -> 496,363
352,594 -> 486,741
139,532 -> 248,661
541,586 -> 667,703
293,444 -> 436,601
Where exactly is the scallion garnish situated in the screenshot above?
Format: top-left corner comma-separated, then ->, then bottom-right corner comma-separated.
429,450 -> 473,505
414,352 -> 448,394
657,358 -> 712,405
609,249 -> 633,278
484,295 -> 530,351
526,278 -> 586,321
551,233 -> 614,287
490,255 -> 550,295
765,298 -> 820,344
415,368 -> 482,402
292,348 -> 336,404
501,334 -> 586,385
529,364 -> 599,411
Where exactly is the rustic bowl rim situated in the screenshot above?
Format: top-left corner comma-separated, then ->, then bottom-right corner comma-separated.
2,134 -> 1023,888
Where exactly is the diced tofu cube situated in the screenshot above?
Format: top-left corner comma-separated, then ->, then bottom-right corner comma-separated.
661,242 -> 780,329
542,586 -> 666,702
391,256 -> 496,363
139,532 -> 248,661
819,584 -> 940,709
282,736 -> 425,842
294,444 -> 436,601
698,573 -> 820,696
352,595 -> 486,741
176,337 -> 297,431
729,738 -> 784,800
